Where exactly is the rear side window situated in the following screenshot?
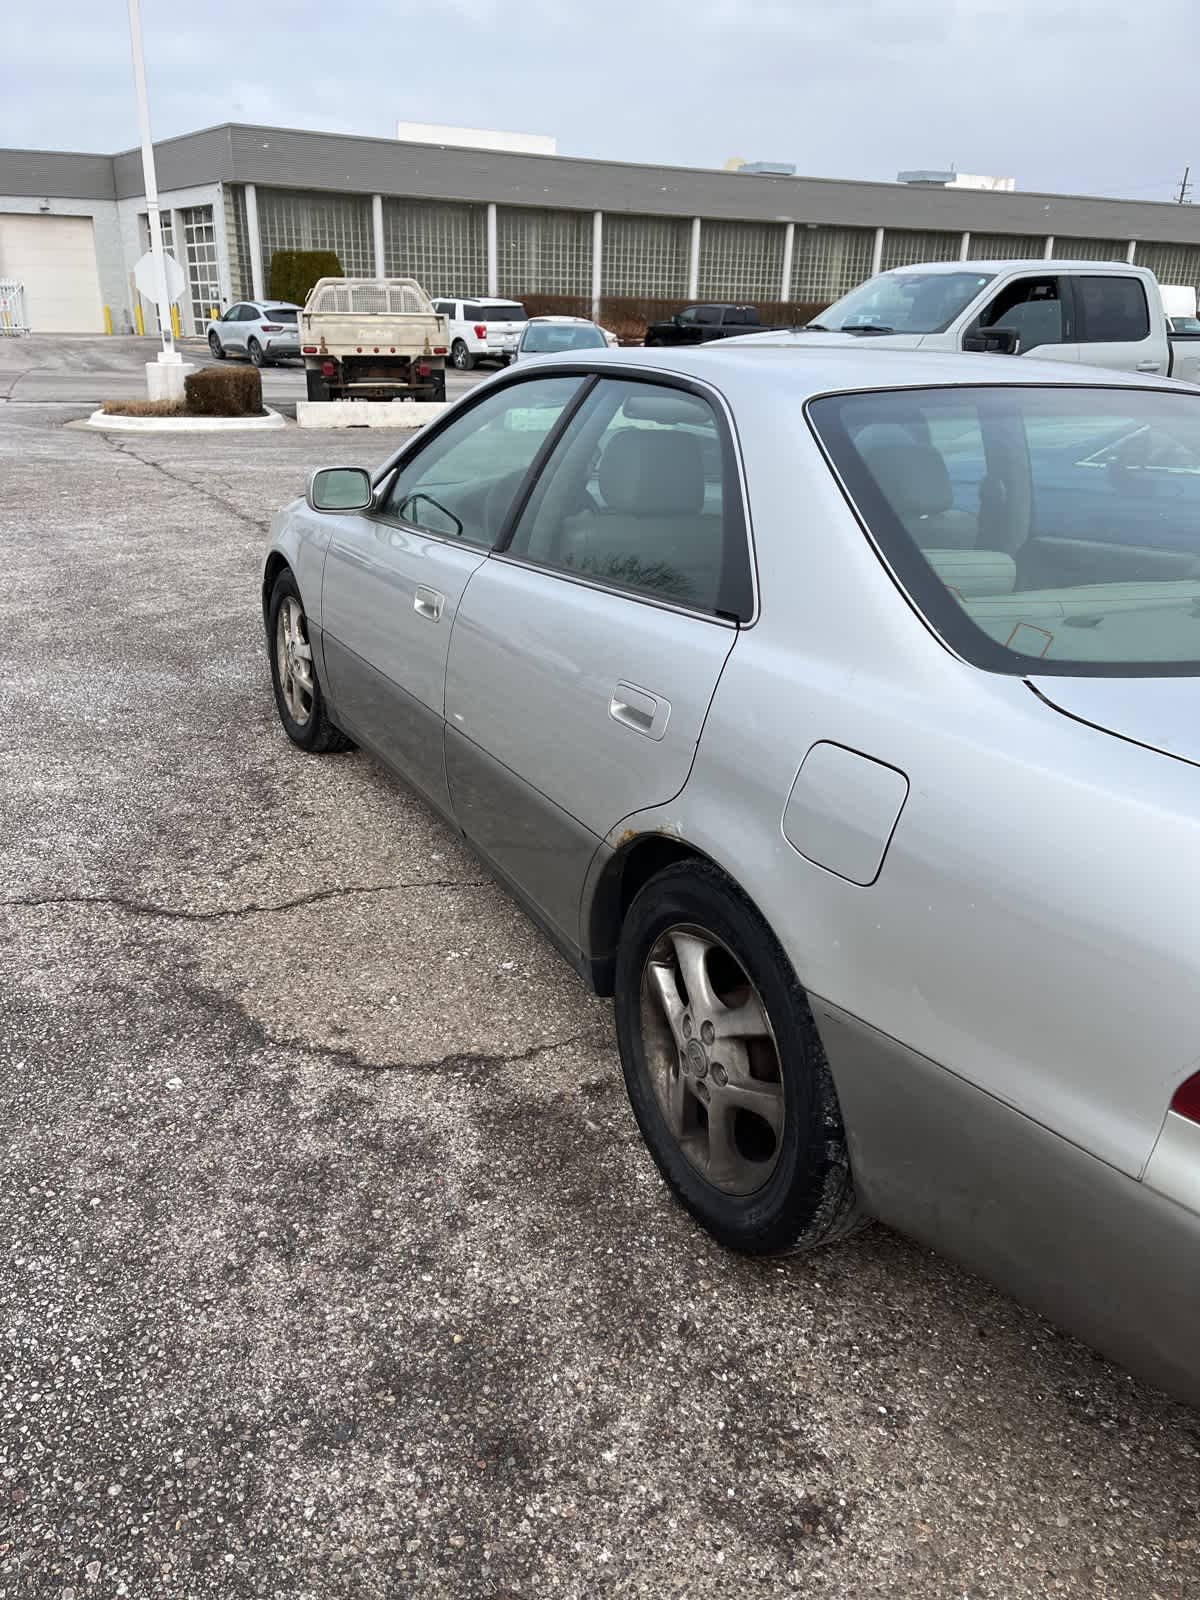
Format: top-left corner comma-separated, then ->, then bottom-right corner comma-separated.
506,378 -> 750,618
1076,276 -> 1150,343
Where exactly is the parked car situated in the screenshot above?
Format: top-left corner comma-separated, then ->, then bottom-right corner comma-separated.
431,297 -> 527,370
645,304 -> 785,346
513,316 -> 609,361
262,345 -> 1200,1406
730,260 -> 1200,384
206,300 -> 302,366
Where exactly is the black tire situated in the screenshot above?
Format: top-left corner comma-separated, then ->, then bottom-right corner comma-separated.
614,860 -> 864,1255
450,339 -> 474,372
644,336 -> 661,348
266,569 -> 352,754
208,331 -> 225,359
428,369 -> 447,403
248,337 -> 267,368
305,369 -> 333,403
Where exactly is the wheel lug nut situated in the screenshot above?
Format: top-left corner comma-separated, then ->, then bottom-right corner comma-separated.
682,1015 -> 693,1038
695,1080 -> 711,1104
701,1021 -> 715,1045
710,1063 -> 727,1087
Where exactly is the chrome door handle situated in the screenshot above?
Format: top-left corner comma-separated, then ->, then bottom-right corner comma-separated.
1136,361 -> 1162,372
413,586 -> 444,621
609,680 -> 671,741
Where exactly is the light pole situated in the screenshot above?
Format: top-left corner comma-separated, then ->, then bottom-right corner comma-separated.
127,0 -> 190,398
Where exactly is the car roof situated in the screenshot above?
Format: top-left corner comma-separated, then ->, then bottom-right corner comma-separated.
503,343 -> 1196,399
526,315 -> 597,325
251,300 -> 300,309
867,259 -> 1148,276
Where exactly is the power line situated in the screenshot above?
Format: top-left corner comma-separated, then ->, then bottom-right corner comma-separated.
1176,165 -> 1192,204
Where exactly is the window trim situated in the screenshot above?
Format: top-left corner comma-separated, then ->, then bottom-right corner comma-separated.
805,379 -> 1200,679
493,366 -> 756,624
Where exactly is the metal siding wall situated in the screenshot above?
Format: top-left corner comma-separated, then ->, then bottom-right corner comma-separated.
382,198 -> 487,295
256,187 -> 374,284
1052,236 -> 1130,262
790,226 -> 876,301
495,206 -> 591,296
1135,241 -> 1200,290
600,214 -> 690,296
698,219 -> 785,301
880,230 -> 962,268
967,233 -> 1045,259
0,150 -> 117,200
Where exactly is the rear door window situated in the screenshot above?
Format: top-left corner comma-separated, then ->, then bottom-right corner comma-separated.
1076,276 -> 1150,343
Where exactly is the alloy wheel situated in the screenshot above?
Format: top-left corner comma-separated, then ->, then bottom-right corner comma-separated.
638,923 -> 785,1196
275,596 -> 314,726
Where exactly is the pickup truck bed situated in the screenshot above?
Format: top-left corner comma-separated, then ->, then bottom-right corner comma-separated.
300,278 -> 449,402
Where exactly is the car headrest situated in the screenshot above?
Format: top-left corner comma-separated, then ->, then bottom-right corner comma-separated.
599,429 -> 705,515
859,441 -> 953,519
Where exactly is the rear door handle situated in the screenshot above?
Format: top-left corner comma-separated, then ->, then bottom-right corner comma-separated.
609,680 -> 671,741
1136,360 -> 1162,372
413,586 -> 444,621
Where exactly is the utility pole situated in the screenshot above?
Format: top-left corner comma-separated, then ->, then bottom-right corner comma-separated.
1176,165 -> 1192,204
127,0 -> 190,398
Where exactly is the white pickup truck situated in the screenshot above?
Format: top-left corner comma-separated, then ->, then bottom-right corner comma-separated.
299,278 -> 450,402
732,260 -> 1200,385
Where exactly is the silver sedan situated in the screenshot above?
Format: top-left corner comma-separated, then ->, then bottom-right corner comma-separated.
261,346 -> 1200,1406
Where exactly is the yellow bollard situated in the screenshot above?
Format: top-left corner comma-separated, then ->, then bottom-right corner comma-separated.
170,304 -> 181,339
210,305 -> 218,321
103,305 -> 113,335
134,301 -> 145,337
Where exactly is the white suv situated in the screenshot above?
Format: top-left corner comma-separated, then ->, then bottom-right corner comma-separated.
431,298 -> 528,370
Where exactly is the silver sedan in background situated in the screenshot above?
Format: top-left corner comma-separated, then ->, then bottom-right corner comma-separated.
206,300 -> 302,366
260,345 -> 1200,1406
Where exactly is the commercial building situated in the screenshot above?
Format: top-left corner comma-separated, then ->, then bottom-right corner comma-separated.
2,121 -> 1199,335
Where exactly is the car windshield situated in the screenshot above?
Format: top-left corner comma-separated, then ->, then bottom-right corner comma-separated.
522,323 -> 607,354
809,384 -> 1200,676
267,308 -> 298,322
815,271 -> 995,335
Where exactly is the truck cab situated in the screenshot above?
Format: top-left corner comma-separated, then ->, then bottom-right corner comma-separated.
804,261 -> 1173,377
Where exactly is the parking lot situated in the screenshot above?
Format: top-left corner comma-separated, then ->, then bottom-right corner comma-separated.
1,358 -> 1199,1599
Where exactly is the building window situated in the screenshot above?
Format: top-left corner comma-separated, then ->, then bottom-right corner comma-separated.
382,198 -> 487,296
1052,237 -> 1129,263
697,219 -> 785,302
496,207 -> 592,297
256,187 -> 374,285
224,185 -> 252,303
790,226 -> 876,303
967,233 -> 1045,260
880,230 -> 962,269
180,206 -> 221,329
601,214 -> 691,298
1135,241 -> 1200,290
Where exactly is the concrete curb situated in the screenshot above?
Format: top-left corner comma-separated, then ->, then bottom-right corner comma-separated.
296,400 -> 450,429
81,406 -> 287,433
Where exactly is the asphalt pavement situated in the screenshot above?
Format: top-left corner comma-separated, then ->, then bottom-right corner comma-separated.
0,335 -> 486,412
0,353 -> 1198,1599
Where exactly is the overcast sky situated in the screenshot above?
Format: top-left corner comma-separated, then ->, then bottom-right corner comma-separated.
6,0 -> 1198,201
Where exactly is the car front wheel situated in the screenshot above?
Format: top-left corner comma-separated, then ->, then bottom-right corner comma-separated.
267,570 -> 352,754
614,860 -> 863,1254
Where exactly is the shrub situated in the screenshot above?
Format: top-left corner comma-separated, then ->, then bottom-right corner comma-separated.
268,249 -> 344,307
101,398 -> 184,417
510,292 -> 829,345
184,366 -> 264,417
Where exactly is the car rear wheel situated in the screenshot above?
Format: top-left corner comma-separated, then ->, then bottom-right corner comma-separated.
248,337 -> 267,367
614,860 -> 864,1254
208,331 -> 225,359
267,570 -> 352,754
450,339 -> 474,371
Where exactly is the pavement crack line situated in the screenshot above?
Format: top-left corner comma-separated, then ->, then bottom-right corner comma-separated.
0,879 -> 487,923
271,1027 -> 602,1077
99,432 -> 270,533
0,365 -> 43,401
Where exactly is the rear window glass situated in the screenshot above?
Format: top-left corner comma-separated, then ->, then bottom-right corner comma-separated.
267,308 -> 298,322
465,303 -> 527,323
810,384 -> 1200,676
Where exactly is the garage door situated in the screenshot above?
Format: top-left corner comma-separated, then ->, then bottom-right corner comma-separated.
0,215 -> 104,333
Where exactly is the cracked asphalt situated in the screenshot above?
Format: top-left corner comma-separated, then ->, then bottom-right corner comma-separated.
1,389 -> 1199,1600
